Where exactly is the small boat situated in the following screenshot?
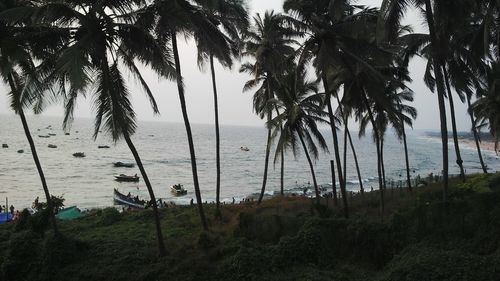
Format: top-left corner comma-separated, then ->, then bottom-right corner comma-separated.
48,144 -> 57,149
65,133 -> 70,136
114,174 -> 140,182
48,133 -> 56,136
38,135 -> 50,138
2,144 -> 8,148
114,162 -> 134,168
170,184 -> 187,196
56,206 -> 83,220
73,152 -> 86,158
240,146 -> 250,151
17,150 -> 24,153
113,189 -> 145,209
98,145 -> 111,149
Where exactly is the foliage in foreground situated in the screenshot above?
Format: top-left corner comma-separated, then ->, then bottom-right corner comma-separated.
1,174 -> 500,281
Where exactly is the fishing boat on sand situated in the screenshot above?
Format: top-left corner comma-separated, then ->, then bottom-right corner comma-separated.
170,184 -> 187,196
114,174 -> 140,182
114,162 -> 135,168
113,189 -> 145,209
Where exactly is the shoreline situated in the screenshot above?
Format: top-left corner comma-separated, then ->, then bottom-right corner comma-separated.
423,134 -> 499,154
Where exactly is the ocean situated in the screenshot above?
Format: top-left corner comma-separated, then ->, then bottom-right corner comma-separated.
1,114 -> 499,210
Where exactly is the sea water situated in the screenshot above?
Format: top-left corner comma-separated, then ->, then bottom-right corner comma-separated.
1,114 -> 499,209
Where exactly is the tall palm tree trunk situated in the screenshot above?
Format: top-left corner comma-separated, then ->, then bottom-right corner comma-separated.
347,129 -> 364,193
274,105 -> 285,196
322,75 -> 348,218
362,94 -> 385,214
172,33 -> 208,230
401,119 -> 412,191
381,137 -> 387,190
330,160 -> 338,205
258,78 -> 273,204
7,74 -> 58,234
343,119 -> 348,190
209,55 -> 222,211
297,132 -> 320,205
124,133 -> 167,256
442,65 -> 465,180
467,95 -> 487,173
424,0 -> 449,201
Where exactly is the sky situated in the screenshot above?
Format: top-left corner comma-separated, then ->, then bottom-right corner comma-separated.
0,0 -> 474,131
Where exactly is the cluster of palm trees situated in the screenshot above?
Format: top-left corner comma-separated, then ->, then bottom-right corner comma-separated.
1,0 -> 499,257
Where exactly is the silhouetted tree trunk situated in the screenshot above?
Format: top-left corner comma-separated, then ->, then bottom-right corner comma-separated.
274,105 -> 285,196
467,95 -> 488,173
298,132 -> 320,205
442,65 -> 465,180
330,160 -> 338,206
7,74 -> 58,235
401,117 -> 412,191
172,33 -> 208,230
362,93 -> 385,214
322,75 -> 348,218
347,129 -> 364,194
258,78 -> 273,204
381,137 -> 387,190
124,133 -> 167,256
209,55 -> 222,212
425,0 -> 449,201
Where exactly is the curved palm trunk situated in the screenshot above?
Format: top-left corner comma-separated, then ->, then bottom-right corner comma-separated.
343,119 -> 348,190
362,94 -> 385,214
124,133 -> 167,256
209,55 -> 222,211
425,0 -> 449,201
257,78 -> 273,204
467,95 -> 488,173
297,132 -> 320,205
274,105 -> 285,196
7,74 -> 58,234
330,160 -> 338,205
401,119 -> 412,191
347,129 -> 364,193
381,137 -> 387,190
172,33 -> 208,230
442,65 -> 465,180
322,75 -> 348,218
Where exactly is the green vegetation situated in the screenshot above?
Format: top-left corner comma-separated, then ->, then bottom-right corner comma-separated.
2,174 -> 500,281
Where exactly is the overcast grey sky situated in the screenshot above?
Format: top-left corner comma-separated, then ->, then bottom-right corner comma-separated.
0,0 -> 473,131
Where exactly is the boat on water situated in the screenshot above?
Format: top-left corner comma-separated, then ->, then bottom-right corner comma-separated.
114,162 -> 135,168
2,144 -> 8,148
48,144 -> 57,149
56,206 -> 83,220
48,133 -> 56,136
240,146 -> 250,151
38,135 -> 50,138
17,150 -> 24,153
170,184 -> 187,196
114,174 -> 140,182
113,189 -> 145,209
73,152 -> 86,158
98,145 -> 111,149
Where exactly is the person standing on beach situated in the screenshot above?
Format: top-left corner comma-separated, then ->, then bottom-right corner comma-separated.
9,205 -> 14,215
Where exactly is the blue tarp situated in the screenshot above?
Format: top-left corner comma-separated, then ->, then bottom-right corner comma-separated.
0,213 -> 12,224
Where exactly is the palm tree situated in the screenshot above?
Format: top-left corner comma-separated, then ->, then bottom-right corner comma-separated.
379,0 -> 451,200
36,0 -> 173,256
270,64 -> 329,205
143,0 -> 239,230
0,0 -> 66,234
473,61 -> 500,154
240,11 -> 298,204
194,0 -> 249,213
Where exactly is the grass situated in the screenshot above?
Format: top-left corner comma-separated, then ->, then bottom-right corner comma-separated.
1,173 -> 500,281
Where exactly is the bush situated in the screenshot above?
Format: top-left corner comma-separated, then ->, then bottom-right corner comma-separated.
95,208 -> 121,226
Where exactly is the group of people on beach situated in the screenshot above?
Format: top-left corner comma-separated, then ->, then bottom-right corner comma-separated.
0,204 -> 21,221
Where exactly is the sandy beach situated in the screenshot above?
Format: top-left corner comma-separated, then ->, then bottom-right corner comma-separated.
458,137 -> 499,154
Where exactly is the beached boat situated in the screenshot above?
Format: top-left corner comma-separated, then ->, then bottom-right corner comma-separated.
73,152 -> 86,158
114,162 -> 135,168
0,213 -> 12,224
113,189 -> 145,209
114,174 -> 140,182
170,184 -> 187,196
56,206 -> 83,220
48,144 -> 57,149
